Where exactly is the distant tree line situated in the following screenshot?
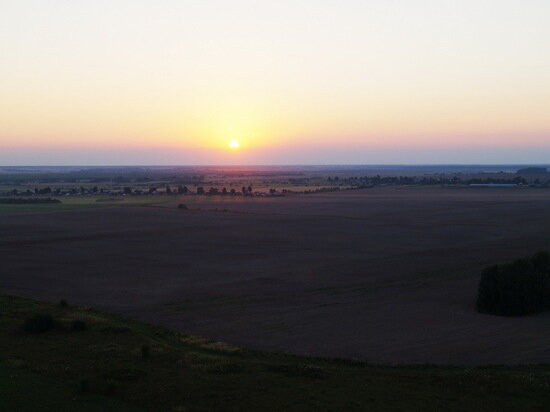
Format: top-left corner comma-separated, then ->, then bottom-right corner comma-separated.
0,185 -> 264,197
0,168 -> 207,185
476,251 -> 550,316
0,197 -> 61,204
325,175 -> 548,186
5,187 -> 100,196
195,186 -> 254,195
3,172 -> 550,198
516,167 -> 548,175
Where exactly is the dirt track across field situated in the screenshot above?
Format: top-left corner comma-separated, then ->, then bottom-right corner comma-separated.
1,187 -> 549,365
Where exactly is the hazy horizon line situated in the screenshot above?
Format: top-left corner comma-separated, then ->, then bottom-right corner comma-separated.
2,163 -> 549,168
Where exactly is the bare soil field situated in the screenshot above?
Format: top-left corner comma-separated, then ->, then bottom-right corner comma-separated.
1,186 -> 549,365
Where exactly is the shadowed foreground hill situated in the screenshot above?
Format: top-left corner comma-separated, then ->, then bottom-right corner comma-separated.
1,295 -> 549,412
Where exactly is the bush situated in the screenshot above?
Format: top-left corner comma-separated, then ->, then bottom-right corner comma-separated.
206,363 -> 244,374
23,314 -> 55,333
266,363 -> 324,379
59,299 -> 68,307
71,319 -> 87,331
80,379 -> 90,393
105,381 -> 117,396
177,204 -> 188,210
476,251 -> 550,316
141,344 -> 150,359
101,326 -> 131,334
532,250 -> 550,273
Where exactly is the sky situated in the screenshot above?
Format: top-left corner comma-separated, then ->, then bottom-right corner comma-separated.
1,0 -> 549,165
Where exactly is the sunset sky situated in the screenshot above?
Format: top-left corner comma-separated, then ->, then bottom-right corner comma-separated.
1,1 -> 549,165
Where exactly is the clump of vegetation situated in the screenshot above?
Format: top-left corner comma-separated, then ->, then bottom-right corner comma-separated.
266,363 -> 324,379
70,319 -> 87,331
23,314 -> 55,333
177,203 -> 188,210
141,344 -> 150,359
95,197 -> 124,203
101,326 -> 131,334
59,299 -> 68,307
477,251 -> 550,316
206,362 -> 244,374
0,197 -> 61,205
80,379 -> 90,393
0,197 -> 61,204
105,380 -> 117,396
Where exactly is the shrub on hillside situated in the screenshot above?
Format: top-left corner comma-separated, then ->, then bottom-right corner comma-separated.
23,314 -> 55,333
476,251 -> 550,316
80,379 -> 90,393
71,319 -> 87,331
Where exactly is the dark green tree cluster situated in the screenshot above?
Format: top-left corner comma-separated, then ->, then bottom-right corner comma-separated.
0,197 -> 61,204
476,251 -> 550,316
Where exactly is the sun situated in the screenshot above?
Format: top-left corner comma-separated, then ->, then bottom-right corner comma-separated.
228,140 -> 240,149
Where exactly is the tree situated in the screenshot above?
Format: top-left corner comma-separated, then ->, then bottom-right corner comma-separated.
476,251 -> 550,316
166,185 -> 173,195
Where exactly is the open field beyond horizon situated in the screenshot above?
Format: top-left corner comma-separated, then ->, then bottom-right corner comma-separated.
1,186 -> 550,365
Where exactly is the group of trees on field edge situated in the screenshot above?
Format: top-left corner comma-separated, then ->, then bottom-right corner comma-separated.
0,197 -> 61,204
476,251 -> 550,316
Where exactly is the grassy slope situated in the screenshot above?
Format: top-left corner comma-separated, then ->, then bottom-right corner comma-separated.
0,362 -> 135,412
1,295 -> 549,412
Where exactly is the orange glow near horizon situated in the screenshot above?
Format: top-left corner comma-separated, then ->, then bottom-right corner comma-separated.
1,1 -> 550,164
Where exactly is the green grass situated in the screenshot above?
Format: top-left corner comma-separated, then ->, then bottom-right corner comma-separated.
1,295 -> 549,411
0,361 -> 136,411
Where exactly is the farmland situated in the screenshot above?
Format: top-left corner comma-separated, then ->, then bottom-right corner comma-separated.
2,184 -> 550,365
